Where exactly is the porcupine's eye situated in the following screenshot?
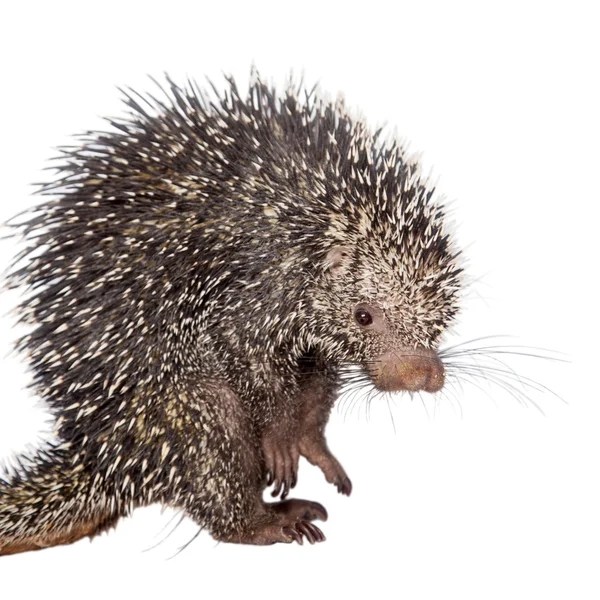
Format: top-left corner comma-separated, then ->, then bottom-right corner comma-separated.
354,307 -> 373,327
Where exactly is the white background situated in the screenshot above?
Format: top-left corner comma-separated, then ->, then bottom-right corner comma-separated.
0,1 -> 597,598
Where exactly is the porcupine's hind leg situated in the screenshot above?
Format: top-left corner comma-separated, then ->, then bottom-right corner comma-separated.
165,378 -> 326,545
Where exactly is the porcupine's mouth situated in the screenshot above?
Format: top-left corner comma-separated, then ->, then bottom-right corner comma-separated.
367,348 -> 445,393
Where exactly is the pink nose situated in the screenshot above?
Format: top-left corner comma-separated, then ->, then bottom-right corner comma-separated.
369,348 -> 445,393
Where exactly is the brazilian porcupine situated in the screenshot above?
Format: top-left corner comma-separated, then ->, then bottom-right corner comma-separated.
0,72 -> 461,554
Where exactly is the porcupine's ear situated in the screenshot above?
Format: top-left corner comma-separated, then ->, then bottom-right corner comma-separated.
323,246 -> 352,272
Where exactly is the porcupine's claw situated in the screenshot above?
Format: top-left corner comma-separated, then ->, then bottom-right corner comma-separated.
262,432 -> 299,499
282,521 -> 326,545
296,521 -> 326,544
282,525 -> 303,545
222,520 -> 325,545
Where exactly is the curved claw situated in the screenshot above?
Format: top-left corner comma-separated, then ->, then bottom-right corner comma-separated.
283,526 -> 303,545
336,476 -> 353,496
267,447 -> 300,499
310,522 -> 326,542
281,479 -> 290,500
309,502 -> 328,522
296,521 -> 325,544
291,467 -> 298,489
297,521 -> 315,544
271,478 -> 283,498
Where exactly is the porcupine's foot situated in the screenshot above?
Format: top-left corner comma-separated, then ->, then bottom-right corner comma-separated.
220,502 -> 327,545
299,435 -> 352,496
232,520 -> 325,545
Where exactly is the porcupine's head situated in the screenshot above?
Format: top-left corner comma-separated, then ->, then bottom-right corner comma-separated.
303,115 -> 462,393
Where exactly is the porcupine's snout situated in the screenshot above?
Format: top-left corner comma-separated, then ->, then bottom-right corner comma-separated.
369,348 -> 444,393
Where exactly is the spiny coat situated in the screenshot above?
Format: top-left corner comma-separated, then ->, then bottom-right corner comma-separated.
0,73 -> 461,553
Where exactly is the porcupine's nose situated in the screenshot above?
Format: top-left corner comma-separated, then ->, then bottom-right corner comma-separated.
370,348 -> 444,393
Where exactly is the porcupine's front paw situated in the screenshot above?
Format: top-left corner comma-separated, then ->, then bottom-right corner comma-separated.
298,435 -> 352,496
261,429 -> 299,499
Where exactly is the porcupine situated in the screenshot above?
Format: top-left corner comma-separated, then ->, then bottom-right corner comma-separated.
0,72 -> 461,554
